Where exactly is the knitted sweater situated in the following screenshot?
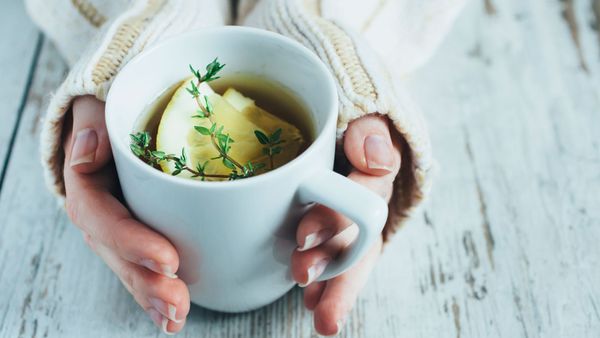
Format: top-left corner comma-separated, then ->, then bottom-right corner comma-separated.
25,0 -> 465,242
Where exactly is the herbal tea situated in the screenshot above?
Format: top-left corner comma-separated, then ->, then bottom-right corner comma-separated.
131,60 -> 315,181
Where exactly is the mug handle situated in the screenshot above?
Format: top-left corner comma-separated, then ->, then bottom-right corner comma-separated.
297,170 -> 388,281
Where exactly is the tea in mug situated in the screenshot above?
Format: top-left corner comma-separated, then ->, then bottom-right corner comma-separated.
131,60 -> 315,181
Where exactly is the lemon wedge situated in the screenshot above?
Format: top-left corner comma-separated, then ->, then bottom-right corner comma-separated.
156,78 -> 305,179
222,88 -> 305,168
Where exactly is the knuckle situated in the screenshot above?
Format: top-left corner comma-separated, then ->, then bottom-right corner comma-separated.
320,297 -> 352,317
153,276 -> 187,304
65,197 -> 81,227
148,240 -> 178,265
110,217 -> 131,254
121,266 -> 138,294
82,233 -> 96,251
132,292 -> 151,311
168,280 -> 189,305
108,231 -> 122,254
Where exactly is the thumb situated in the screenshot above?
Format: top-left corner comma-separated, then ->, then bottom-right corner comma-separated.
67,95 -> 112,173
343,115 -> 401,177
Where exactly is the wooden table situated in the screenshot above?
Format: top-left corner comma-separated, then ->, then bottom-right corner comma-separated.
1,1 -> 599,337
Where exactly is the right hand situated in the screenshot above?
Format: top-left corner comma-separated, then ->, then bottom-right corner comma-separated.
63,96 -> 190,335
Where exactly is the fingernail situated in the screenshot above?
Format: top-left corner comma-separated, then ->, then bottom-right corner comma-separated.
335,319 -> 344,335
146,307 -> 163,328
70,128 -> 98,167
161,317 -> 175,336
139,259 -> 178,279
148,297 -> 184,323
299,259 -> 329,287
298,229 -> 334,252
364,135 -> 393,172
160,264 -> 178,279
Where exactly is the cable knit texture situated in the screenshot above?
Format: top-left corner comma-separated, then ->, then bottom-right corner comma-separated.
29,0 -> 230,197
26,0 -> 464,243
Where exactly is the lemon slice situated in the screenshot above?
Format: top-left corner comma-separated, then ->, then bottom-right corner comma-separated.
156,79 -> 305,179
222,88 -> 305,168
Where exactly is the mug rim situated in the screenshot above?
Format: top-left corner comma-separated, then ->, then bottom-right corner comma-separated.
106,26 -> 338,189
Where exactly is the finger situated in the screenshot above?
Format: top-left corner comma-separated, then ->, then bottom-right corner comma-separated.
292,246 -> 331,288
296,205 -> 351,251
296,164 -> 395,252
81,230 -> 95,251
292,223 -> 359,287
64,165 -> 180,278
303,281 -> 326,310
313,237 -> 382,336
67,95 -> 112,173
346,167 -> 396,202
146,309 -> 187,336
343,115 -> 401,176
294,161 -> 395,285
92,239 -> 190,334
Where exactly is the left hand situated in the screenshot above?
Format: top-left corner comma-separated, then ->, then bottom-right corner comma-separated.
291,114 -> 402,336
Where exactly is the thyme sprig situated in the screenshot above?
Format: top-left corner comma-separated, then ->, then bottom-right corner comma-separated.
187,59 -> 249,173
254,128 -> 284,169
130,131 -> 230,179
130,58 -> 284,181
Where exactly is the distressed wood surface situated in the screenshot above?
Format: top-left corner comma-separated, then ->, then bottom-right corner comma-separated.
1,0 -> 599,337
0,1 -> 41,189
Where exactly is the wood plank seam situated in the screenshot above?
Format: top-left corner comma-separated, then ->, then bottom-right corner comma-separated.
0,34 -> 44,194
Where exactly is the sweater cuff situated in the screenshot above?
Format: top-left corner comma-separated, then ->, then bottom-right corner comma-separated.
242,0 -> 434,242
41,0 -> 229,198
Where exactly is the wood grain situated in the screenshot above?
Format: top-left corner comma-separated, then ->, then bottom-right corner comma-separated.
0,1 -> 41,190
1,0 -> 599,337
405,0 -> 600,337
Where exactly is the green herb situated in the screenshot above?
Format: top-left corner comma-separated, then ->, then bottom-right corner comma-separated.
129,131 -> 230,179
254,128 -> 285,169
130,58 -> 286,181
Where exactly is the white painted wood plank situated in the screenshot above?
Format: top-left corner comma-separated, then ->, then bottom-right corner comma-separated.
400,0 -> 600,337
0,1 -> 41,182
1,0 -> 600,337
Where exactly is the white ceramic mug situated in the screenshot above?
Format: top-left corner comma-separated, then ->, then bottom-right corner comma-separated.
106,26 -> 387,312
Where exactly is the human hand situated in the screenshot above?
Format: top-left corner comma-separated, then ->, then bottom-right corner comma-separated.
62,97 -> 400,336
63,96 -> 189,335
291,115 -> 401,336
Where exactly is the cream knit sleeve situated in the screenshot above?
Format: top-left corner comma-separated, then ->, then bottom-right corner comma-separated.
30,0 -> 231,197
25,0 -> 131,66
239,0 -> 463,241
33,0 -> 462,243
